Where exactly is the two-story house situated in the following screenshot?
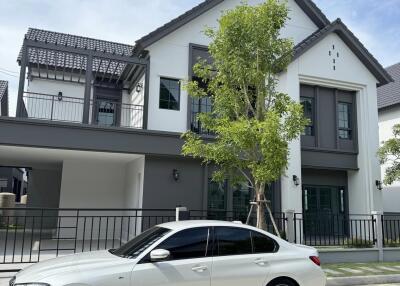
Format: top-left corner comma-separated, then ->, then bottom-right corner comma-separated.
378,62 -> 400,214
0,0 -> 392,224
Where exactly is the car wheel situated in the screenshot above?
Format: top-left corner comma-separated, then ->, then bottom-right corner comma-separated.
268,278 -> 297,286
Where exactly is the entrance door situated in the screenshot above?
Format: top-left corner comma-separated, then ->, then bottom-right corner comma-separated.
93,86 -> 122,127
96,100 -> 117,126
302,185 -> 347,237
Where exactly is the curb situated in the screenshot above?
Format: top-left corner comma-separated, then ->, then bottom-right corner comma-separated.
327,274 -> 400,286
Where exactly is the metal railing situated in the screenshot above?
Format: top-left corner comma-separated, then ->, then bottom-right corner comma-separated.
20,92 -> 144,129
382,213 -> 400,247
294,213 -> 376,247
3,207 -> 400,266
0,208 -> 176,264
188,210 -> 287,236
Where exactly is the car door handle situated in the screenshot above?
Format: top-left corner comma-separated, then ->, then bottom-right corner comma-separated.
254,258 -> 268,266
192,265 -> 208,272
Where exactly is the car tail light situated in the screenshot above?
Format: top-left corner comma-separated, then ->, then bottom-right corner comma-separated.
309,256 -> 321,266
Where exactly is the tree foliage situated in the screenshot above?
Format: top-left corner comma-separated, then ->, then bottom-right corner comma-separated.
378,124 -> 400,185
181,0 -> 308,229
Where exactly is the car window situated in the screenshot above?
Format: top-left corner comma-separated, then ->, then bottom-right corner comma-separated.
112,227 -> 171,258
251,230 -> 279,253
155,227 -> 211,261
215,227 -> 252,256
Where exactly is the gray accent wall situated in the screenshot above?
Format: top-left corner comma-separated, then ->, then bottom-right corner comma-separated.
142,156 -> 206,210
27,168 -> 62,208
0,117 -> 184,156
301,84 -> 358,170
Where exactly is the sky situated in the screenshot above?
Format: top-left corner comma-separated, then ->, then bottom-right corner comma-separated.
0,0 -> 399,116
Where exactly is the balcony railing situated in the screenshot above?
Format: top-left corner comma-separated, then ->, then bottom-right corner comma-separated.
20,92 -> 144,129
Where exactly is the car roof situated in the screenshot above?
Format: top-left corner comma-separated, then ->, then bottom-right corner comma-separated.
158,220 -> 262,232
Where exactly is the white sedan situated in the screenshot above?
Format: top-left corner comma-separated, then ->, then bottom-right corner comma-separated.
10,220 -> 326,286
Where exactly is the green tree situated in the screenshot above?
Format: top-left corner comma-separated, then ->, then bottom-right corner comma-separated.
182,0 -> 308,233
378,124 -> 400,185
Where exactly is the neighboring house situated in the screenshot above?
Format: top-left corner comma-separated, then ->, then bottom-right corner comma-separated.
0,0 -> 392,220
378,62 -> 400,214
0,167 -> 24,202
0,80 -> 8,116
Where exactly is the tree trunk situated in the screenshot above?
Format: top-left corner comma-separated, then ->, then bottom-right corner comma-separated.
254,182 -> 281,238
256,191 -> 267,230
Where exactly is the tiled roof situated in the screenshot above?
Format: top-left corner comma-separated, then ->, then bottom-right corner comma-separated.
135,0 -> 330,50
19,28 -> 134,60
18,28 -> 136,76
378,63 -> 400,109
0,80 -> 7,100
293,19 -> 393,87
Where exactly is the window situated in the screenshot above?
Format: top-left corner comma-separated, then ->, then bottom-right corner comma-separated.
300,97 -> 315,136
215,227 -> 252,256
191,76 -> 212,134
232,183 -> 251,214
156,227 -> 210,260
251,231 -> 278,253
112,227 -> 170,258
159,78 -> 180,111
338,102 -> 352,140
208,180 -> 227,211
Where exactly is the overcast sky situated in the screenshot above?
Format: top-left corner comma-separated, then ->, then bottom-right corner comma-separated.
0,0 -> 399,115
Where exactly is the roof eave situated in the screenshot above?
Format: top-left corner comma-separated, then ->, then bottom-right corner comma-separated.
135,0 -> 330,51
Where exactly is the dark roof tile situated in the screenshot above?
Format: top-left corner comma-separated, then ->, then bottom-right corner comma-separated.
0,80 -> 7,100
378,63 -> 400,109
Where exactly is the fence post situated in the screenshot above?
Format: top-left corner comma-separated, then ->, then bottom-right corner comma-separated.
372,211 -> 384,262
176,207 -> 189,221
285,210 -> 295,243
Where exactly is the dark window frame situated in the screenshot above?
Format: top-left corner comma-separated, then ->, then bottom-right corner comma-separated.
159,77 -> 181,111
337,102 -> 353,140
300,96 -> 315,136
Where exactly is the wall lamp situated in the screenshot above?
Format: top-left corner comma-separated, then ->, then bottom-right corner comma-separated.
376,180 -> 383,191
57,91 -> 63,101
173,169 -> 180,182
293,175 -> 300,187
136,83 -> 144,93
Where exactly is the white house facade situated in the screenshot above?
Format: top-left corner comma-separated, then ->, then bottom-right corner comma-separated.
0,0 -> 392,231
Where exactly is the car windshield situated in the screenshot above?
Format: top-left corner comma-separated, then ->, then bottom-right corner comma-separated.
111,226 -> 171,258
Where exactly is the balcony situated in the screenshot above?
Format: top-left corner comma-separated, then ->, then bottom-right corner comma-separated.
20,92 -> 144,129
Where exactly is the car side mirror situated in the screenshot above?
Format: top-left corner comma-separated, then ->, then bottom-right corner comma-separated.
150,249 -> 170,262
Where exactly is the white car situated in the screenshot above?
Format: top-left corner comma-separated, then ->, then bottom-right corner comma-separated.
10,220 -> 326,286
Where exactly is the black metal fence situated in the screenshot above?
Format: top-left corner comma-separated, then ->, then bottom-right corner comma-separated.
382,213 -> 400,247
294,213 -> 376,248
2,207 -> 400,266
20,92 -> 144,129
0,208 -> 176,264
189,210 -> 287,236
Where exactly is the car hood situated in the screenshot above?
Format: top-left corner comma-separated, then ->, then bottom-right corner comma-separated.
15,250 -> 131,283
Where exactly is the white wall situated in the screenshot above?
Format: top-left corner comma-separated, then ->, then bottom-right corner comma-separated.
281,32 -> 382,214
124,156 -> 145,210
27,77 -> 86,122
59,159 -> 127,209
123,156 -> 145,239
379,106 -> 400,213
58,157 -> 145,241
146,0 -> 318,132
